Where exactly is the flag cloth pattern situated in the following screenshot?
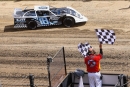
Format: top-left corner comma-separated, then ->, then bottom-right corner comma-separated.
95,29 -> 116,44
78,42 -> 92,57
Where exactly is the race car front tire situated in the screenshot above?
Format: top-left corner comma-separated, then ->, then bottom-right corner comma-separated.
27,21 -> 37,30
63,17 -> 74,27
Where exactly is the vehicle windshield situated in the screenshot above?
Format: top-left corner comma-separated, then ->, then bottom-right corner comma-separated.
50,7 -> 68,15
67,8 -> 80,18
50,7 -> 81,18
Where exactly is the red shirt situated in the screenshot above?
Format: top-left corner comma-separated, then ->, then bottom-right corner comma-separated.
84,54 -> 102,72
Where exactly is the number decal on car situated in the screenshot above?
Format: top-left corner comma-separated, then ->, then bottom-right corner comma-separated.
39,17 -> 49,25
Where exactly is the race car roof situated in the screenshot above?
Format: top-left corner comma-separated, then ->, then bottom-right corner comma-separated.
34,6 -> 49,11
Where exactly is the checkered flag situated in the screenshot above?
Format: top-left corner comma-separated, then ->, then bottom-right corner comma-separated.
95,29 -> 116,44
78,42 -> 92,57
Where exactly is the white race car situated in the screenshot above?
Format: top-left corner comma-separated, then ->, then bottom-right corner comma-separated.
13,6 -> 88,29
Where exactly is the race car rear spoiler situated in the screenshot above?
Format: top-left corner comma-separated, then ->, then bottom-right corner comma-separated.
13,8 -> 24,18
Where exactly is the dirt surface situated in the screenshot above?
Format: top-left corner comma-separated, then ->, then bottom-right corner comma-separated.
0,1 -> 130,87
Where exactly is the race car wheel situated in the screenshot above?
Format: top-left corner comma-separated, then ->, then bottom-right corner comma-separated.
27,21 -> 37,30
63,17 -> 74,27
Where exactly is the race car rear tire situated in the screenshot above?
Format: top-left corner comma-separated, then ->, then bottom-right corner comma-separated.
63,17 -> 74,27
27,21 -> 37,30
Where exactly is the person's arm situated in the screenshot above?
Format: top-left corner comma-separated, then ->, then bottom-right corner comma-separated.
99,43 -> 103,55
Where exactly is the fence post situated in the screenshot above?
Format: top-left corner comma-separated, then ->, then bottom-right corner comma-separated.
47,56 -> 53,87
63,47 -> 67,75
29,74 -> 34,87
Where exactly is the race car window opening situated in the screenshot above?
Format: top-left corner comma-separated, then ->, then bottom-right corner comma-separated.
36,11 -> 52,16
24,11 -> 36,16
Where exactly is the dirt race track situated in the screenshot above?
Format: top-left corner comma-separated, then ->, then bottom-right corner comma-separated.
0,1 -> 130,87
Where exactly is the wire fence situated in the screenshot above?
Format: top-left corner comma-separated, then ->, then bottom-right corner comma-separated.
47,47 -> 67,87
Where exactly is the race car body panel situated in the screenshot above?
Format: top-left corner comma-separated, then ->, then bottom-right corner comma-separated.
13,6 -> 88,29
